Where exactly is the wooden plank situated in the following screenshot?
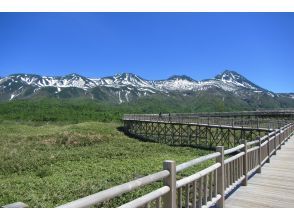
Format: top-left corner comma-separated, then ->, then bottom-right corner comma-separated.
225,136 -> 294,208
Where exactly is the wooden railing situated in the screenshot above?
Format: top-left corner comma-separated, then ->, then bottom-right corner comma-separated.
123,114 -> 289,129
3,123 -> 294,208
125,109 -> 294,118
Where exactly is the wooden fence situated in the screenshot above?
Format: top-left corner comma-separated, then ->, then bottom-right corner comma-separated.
3,121 -> 294,208
123,114 -> 289,129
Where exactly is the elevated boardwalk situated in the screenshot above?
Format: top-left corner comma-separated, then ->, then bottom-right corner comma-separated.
3,111 -> 294,208
226,136 -> 294,208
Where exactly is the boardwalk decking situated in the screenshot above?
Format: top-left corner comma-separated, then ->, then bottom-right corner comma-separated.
225,136 -> 294,208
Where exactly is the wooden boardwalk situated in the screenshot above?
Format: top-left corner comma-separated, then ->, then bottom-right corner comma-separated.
225,136 -> 294,208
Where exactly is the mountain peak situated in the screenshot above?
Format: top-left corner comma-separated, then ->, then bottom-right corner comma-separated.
215,70 -> 244,81
167,75 -> 195,82
64,73 -> 85,79
114,72 -> 137,78
214,70 -> 268,92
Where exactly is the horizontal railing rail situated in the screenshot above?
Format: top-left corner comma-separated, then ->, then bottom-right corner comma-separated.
57,169 -> 170,208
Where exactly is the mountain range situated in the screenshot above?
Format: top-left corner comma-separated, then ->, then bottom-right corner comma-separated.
0,70 -> 293,108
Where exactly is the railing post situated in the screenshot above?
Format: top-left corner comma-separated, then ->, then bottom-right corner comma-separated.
163,160 -> 176,208
216,146 -> 224,208
242,140 -> 248,186
279,129 -> 282,149
281,129 -> 285,146
273,130 -> 277,155
257,137 -> 262,174
266,134 -> 270,163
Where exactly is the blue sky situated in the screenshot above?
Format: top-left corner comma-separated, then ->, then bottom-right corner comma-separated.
0,13 -> 293,92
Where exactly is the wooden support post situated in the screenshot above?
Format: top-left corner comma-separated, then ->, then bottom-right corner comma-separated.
279,129 -> 282,148
216,146 -> 224,208
163,160 -> 176,208
281,129 -> 284,146
267,134 -> 270,163
273,130 -> 277,155
242,140 -> 248,186
257,137 -> 262,173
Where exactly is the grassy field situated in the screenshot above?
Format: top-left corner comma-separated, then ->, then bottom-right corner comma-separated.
0,121 -> 212,207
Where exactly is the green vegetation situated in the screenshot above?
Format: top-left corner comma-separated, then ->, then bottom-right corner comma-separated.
0,121 -> 212,207
1,88 -> 293,124
0,95 -> 289,207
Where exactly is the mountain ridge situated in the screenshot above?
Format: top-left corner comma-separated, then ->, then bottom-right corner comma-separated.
0,70 -> 293,105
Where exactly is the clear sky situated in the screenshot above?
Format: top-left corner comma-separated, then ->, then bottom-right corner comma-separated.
0,13 -> 293,92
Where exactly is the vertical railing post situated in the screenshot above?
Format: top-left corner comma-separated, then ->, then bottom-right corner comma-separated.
281,129 -> 284,146
285,126 -> 288,140
267,134 -> 270,163
242,140 -> 248,186
279,129 -> 282,148
273,130 -> 277,155
163,160 -> 176,208
257,137 -> 262,173
216,146 -> 224,208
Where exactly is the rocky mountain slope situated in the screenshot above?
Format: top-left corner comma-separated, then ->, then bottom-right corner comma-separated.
0,70 -> 292,107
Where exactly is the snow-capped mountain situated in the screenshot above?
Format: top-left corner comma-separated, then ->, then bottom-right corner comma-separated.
277,93 -> 294,99
0,70 -> 282,103
1,73 -> 96,90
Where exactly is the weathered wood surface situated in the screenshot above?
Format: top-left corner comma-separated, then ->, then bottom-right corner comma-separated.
225,136 -> 294,208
